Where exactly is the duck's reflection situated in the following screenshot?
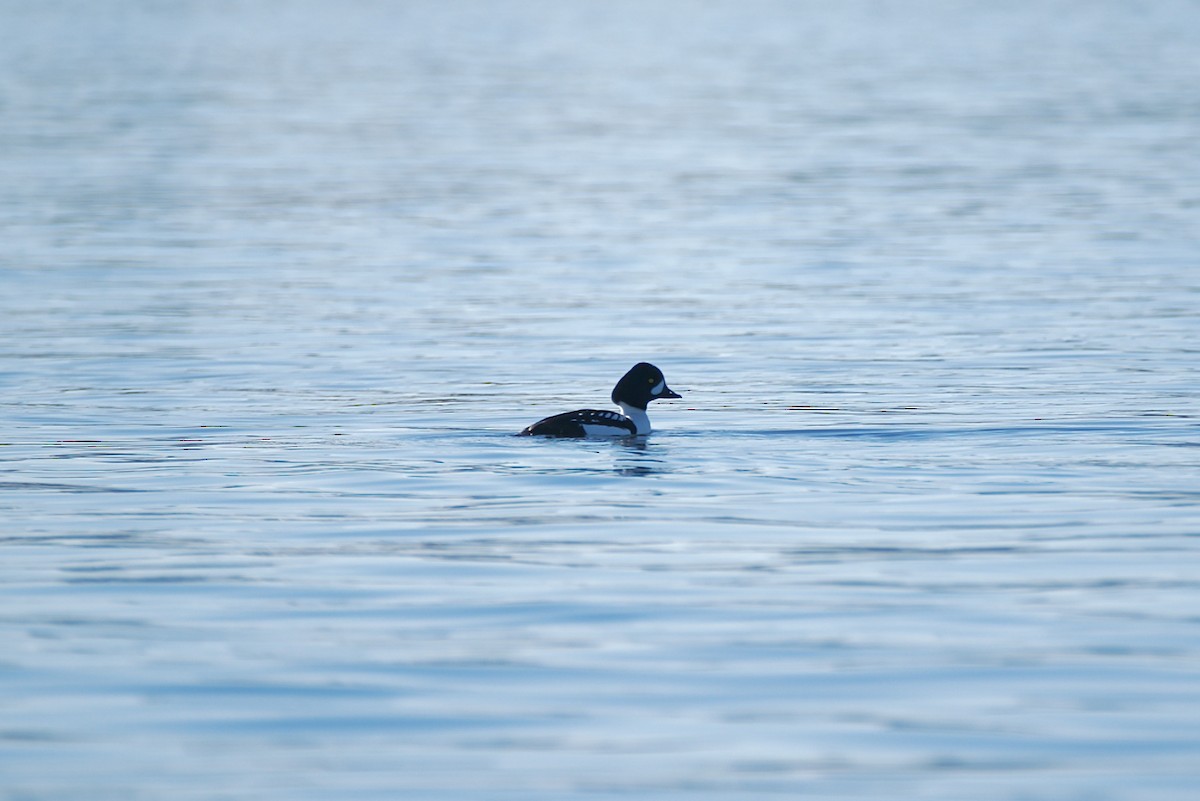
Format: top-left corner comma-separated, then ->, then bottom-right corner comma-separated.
610,437 -> 668,476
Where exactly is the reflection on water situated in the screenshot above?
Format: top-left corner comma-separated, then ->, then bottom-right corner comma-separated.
2,0 -> 1199,799
609,439 -> 669,477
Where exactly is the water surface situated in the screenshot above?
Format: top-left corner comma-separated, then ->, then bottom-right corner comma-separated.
2,1 -> 1199,799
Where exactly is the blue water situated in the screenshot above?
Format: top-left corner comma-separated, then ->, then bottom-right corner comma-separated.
3,1 -> 1199,799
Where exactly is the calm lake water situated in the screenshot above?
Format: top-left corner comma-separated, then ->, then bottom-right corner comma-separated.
2,1 -> 1199,799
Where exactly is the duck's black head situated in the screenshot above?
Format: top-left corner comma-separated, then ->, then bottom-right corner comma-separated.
611,362 -> 681,410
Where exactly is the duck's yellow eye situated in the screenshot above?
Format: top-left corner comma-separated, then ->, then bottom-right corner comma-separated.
648,377 -> 656,384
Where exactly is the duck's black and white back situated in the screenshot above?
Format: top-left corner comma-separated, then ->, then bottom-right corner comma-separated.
519,362 -> 681,438
519,408 -> 638,438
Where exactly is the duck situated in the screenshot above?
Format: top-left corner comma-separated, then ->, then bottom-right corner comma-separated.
519,362 -> 681,437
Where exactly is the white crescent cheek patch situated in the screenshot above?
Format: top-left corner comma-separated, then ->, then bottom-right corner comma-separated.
651,379 -> 665,395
